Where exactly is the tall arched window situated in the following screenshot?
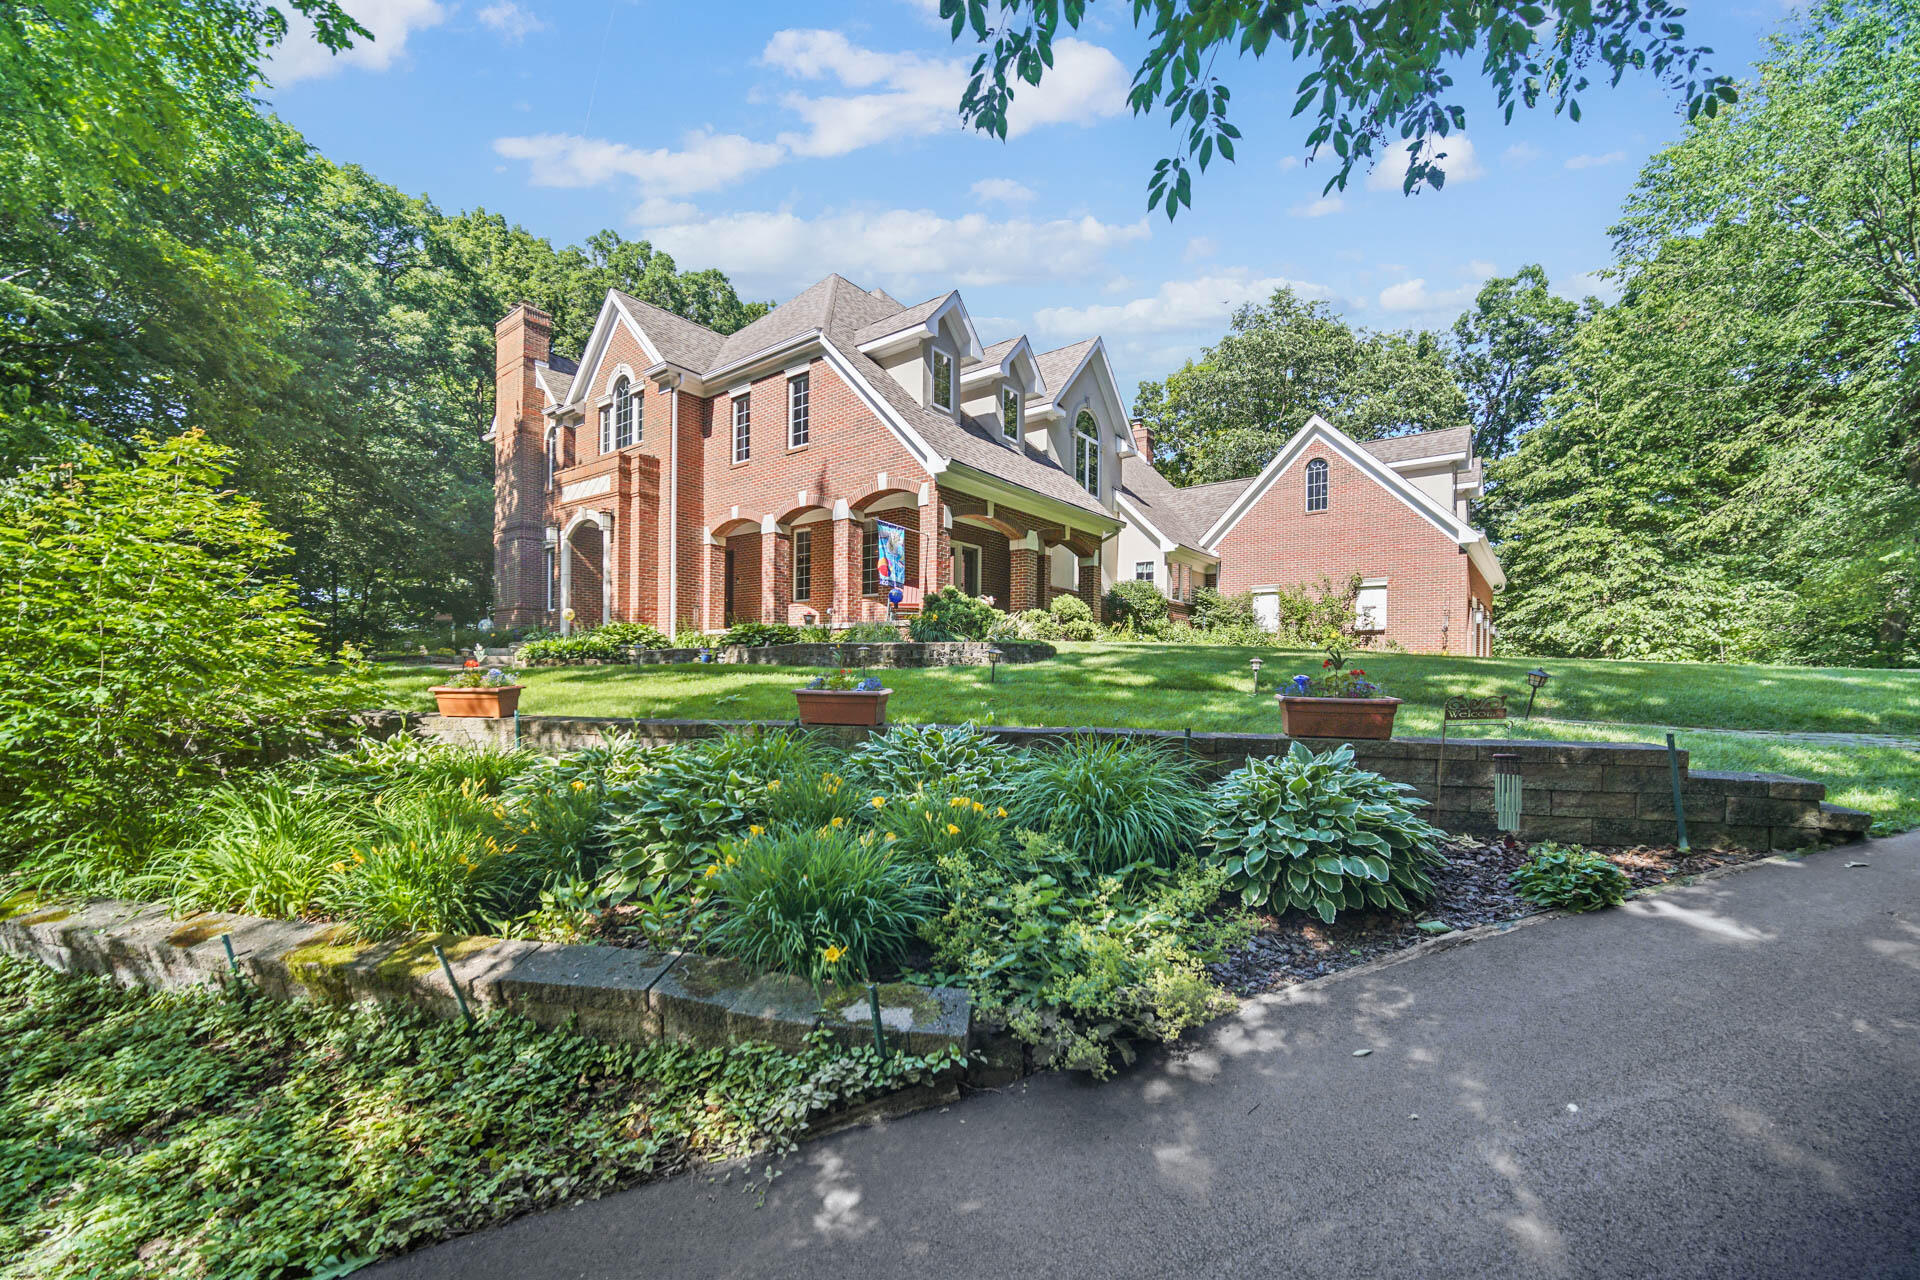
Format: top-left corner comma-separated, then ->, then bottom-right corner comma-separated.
613,376 -> 636,449
1073,410 -> 1100,495
1305,457 -> 1329,511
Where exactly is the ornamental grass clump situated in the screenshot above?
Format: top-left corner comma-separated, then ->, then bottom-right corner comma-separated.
1207,742 -> 1447,921
1509,843 -> 1634,912
1005,736 -> 1211,874
703,826 -> 936,987
875,784 -> 1012,872
155,780 -> 369,919
328,784 -> 512,937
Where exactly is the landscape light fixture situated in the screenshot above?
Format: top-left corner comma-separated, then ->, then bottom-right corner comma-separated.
987,646 -> 1003,683
1249,655 -> 1263,693
1524,667 -> 1551,719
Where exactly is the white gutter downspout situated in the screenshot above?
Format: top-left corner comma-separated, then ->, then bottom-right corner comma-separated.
666,372 -> 680,632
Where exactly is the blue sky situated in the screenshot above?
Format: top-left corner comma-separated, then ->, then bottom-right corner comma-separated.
264,0 -> 1795,394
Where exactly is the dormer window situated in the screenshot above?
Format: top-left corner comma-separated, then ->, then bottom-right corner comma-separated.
931,349 -> 953,411
1073,410 -> 1100,495
1001,387 -> 1020,440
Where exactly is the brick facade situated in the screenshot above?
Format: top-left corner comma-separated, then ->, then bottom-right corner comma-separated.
1210,442 -> 1488,655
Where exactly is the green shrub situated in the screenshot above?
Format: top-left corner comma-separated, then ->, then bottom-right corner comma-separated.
1006,736 -> 1211,873
872,784 -> 1013,870
908,585 -> 1005,641
154,780 -> 368,918
519,622 -> 668,662
1104,579 -> 1169,630
1191,587 -> 1255,631
836,621 -> 902,642
849,722 -> 1021,800
1207,742 -> 1447,920
1007,608 -> 1061,640
704,826 -> 936,987
1046,592 -> 1097,640
719,621 -> 801,647
925,833 -> 1247,1076
1509,844 -> 1633,912
311,734 -> 533,798
0,431 -> 371,868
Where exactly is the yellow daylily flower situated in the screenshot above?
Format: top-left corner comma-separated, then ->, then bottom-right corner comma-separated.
703,864 -> 720,878
749,824 -> 765,836
949,796 -> 967,808
329,861 -> 347,874
870,796 -> 887,808
923,811 -> 934,822
766,779 -> 782,790
995,806 -> 1008,818
884,832 -> 898,842
830,816 -> 845,828
570,779 -> 587,791
972,801 -> 985,813
821,944 -> 848,964
946,823 -> 961,835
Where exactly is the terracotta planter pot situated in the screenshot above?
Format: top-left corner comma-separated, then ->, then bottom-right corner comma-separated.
430,684 -> 524,718
1277,694 -> 1401,740
794,688 -> 891,727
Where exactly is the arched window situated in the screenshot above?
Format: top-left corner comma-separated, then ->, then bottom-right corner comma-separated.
1073,410 -> 1100,495
613,376 -> 636,449
1305,457 -> 1329,511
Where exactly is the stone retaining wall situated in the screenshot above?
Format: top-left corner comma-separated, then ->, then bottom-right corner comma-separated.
0,896 -> 970,1057
398,713 -> 1873,852
520,641 -> 1054,669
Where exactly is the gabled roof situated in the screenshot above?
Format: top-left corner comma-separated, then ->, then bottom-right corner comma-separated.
853,293 -> 950,346
1196,414 -> 1505,588
1032,339 -> 1096,401
612,291 -> 724,372
1119,464 -> 1244,552
1359,426 -> 1472,465
535,365 -> 573,404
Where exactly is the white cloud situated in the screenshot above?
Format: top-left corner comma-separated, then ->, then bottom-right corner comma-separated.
1378,277 -> 1480,312
1278,155 -> 1302,171
764,29 -> 1125,157
1366,134 -> 1485,192
642,207 -> 1150,296
1565,150 -> 1627,170
1034,270 -> 1331,338
972,177 -> 1036,205
493,129 -> 786,197
478,1 -> 546,42
1290,194 -> 1345,218
269,0 -> 447,84
1468,259 -> 1498,279
1183,236 -> 1217,262
1502,142 -> 1544,164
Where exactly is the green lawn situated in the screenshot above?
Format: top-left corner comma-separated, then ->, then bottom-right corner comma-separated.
376,644 -> 1920,833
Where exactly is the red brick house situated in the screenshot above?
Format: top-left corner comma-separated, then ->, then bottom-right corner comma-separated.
1117,416 -> 1505,654
491,276 -> 1131,632
489,276 -> 1502,652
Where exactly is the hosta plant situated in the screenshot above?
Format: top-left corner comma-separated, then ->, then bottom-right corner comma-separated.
1509,843 -> 1633,912
1207,742 -> 1447,921
849,722 -> 1022,801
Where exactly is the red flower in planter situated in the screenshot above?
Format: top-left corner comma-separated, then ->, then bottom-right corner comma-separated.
1322,659 -> 1334,668
464,658 -> 480,669
1350,669 -> 1364,677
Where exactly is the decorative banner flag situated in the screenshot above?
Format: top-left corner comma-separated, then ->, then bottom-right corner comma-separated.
876,520 -> 907,588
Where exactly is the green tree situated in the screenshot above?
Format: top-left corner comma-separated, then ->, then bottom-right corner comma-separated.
0,432 -> 369,868
1133,287 -> 1467,484
940,0 -> 1733,216
1449,265 -> 1591,462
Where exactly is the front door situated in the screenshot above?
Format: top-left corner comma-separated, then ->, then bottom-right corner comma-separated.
723,548 -> 736,623
958,544 -> 981,597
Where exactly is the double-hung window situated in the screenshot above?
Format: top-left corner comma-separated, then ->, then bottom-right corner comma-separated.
792,528 -> 812,601
732,393 -> 751,463
1134,561 -> 1155,584
861,523 -> 878,596
598,404 -> 613,455
613,376 -> 636,449
1073,410 -> 1100,495
931,349 -> 953,411
1001,387 -> 1020,440
788,372 -> 809,449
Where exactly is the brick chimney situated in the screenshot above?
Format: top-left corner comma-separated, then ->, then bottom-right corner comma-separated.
493,302 -> 553,629
1130,418 -> 1154,459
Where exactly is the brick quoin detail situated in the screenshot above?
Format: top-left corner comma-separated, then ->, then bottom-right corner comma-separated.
1211,446 -> 1481,654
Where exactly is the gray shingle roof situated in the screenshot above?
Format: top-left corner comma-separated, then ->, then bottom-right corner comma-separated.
535,366 -> 574,404
1359,426 -> 1472,464
851,292 -> 951,347
611,290 -> 725,372
1032,339 -> 1095,401
1121,465 -> 1248,549
971,337 -> 1020,367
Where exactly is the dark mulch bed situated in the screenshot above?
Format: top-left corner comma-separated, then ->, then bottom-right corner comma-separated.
1208,836 -> 1774,998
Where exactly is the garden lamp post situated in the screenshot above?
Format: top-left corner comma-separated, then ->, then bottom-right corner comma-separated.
1249,656 -> 1263,693
1524,668 -> 1551,719
986,646 -> 1003,683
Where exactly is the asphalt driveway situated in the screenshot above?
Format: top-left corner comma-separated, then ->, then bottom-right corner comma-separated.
369,831 -> 1920,1279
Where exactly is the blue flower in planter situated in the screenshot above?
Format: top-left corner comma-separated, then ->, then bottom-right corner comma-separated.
856,677 -> 883,692
805,676 -> 826,690
1291,674 -> 1311,694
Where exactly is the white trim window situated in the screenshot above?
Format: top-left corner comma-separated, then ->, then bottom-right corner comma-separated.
1001,387 -> 1020,440
544,545 -> 557,611
613,376 -> 636,449
1355,578 -> 1388,632
792,527 -> 812,600
1073,410 -> 1100,495
732,393 -> 751,463
1305,457 -> 1329,511
788,372 -> 810,449
545,426 -> 557,490
931,349 -> 953,411
861,522 -> 878,596
598,404 -> 613,455
1134,561 -> 1155,584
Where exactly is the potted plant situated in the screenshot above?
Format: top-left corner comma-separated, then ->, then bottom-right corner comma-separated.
430,661 -> 524,718
794,668 -> 890,726
1276,630 -> 1399,740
